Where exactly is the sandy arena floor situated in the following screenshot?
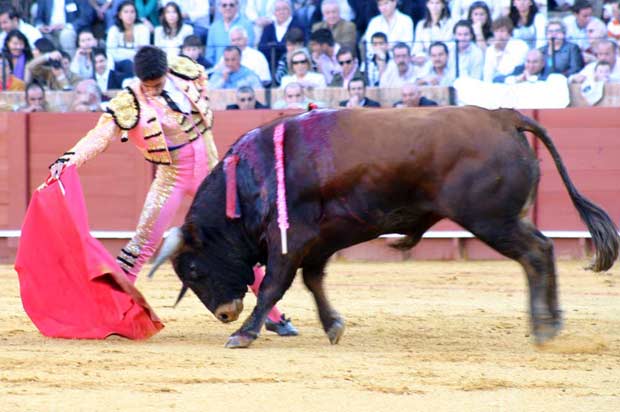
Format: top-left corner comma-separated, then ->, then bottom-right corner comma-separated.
2,260 -> 619,411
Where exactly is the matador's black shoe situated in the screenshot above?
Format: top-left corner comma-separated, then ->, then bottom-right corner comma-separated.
265,314 -> 299,336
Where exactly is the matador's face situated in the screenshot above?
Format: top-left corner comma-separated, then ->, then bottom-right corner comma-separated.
141,75 -> 167,98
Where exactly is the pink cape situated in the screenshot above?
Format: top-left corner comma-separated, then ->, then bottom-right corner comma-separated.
14,166 -> 164,339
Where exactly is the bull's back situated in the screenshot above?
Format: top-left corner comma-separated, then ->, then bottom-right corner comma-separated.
302,107 -> 531,200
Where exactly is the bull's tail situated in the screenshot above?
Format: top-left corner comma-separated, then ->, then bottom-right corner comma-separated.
511,110 -> 619,271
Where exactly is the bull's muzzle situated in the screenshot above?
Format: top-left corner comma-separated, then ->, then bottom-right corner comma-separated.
214,299 -> 243,323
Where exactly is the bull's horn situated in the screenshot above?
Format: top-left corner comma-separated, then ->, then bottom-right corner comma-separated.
172,285 -> 189,308
147,227 -> 183,279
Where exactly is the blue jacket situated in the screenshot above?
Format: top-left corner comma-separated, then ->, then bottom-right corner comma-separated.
35,0 -> 94,34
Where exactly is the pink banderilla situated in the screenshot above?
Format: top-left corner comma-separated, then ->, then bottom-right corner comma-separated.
273,123 -> 289,254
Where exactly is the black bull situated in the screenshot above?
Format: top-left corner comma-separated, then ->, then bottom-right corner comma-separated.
149,106 -> 619,348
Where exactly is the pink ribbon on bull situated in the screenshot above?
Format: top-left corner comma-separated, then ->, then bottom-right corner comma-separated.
273,123 -> 289,255
224,154 -> 240,219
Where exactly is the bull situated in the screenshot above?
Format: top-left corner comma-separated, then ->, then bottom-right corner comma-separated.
149,106 -> 619,348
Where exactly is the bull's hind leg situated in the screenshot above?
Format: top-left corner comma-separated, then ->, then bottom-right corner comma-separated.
464,218 -> 562,344
303,259 -> 345,344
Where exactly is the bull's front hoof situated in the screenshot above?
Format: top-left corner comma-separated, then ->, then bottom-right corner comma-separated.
225,333 -> 256,349
327,319 -> 345,345
533,320 -> 563,345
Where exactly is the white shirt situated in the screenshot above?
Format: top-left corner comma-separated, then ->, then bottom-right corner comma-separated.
483,38 -> 529,82
106,24 -> 151,62
280,71 -> 327,89
364,10 -> 414,50
95,69 -> 110,93
451,42 -> 484,80
0,21 -> 42,49
163,75 -> 192,114
216,46 -> 272,83
412,18 -> 456,57
379,60 -> 420,88
245,0 -> 277,21
275,16 -> 292,42
50,0 -> 67,26
176,0 -> 211,28
154,24 -> 194,58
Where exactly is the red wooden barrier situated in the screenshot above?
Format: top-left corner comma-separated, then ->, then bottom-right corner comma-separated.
1,108 -> 619,263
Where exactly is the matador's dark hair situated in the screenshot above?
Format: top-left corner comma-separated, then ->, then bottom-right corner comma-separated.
134,45 -> 168,81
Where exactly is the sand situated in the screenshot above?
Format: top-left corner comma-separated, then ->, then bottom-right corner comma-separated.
2,260 -> 619,411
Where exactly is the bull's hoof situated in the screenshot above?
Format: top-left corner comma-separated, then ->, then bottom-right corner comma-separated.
533,320 -> 563,345
327,319 -> 345,345
225,333 -> 256,349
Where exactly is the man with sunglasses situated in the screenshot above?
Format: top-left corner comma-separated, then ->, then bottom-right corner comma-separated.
206,0 -> 255,65
226,85 -> 268,109
329,46 -> 362,87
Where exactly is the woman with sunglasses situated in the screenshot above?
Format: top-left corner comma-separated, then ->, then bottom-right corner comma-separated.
154,2 -> 194,58
280,48 -> 327,89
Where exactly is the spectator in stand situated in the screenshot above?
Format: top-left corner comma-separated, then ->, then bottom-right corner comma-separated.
416,41 -> 455,86
259,0 -> 305,68
563,0 -> 600,52
339,76 -> 381,107
582,18 -> 608,65
106,1 -> 150,73
246,0 -> 277,45
393,82 -> 438,107
180,34 -> 212,70
31,37 -> 56,60
379,42 -> 419,88
16,81 -> 49,112
309,28 -> 341,84
329,46 -> 361,87
539,19 -> 584,77
103,0 -> 160,31
25,49 -> 80,90
273,26 -> 305,86
228,25 -> 272,86
209,45 -> 263,89
273,81 -> 312,108
280,47 -> 327,89
483,17 -> 529,82
452,0 -> 505,20
34,0 -> 94,57
70,29 -> 99,79
467,1 -> 493,52
69,78 -> 103,111
509,0 -> 547,49
452,20 -> 484,79
363,0 -> 414,51
311,0 -> 357,51
364,31 -> 390,86
608,0 -> 620,41
0,59 -> 25,91
571,39 -> 620,83
175,0 -> 210,44
0,4 -> 42,49
207,0 -> 255,65
412,0 -> 455,67
494,48 -> 550,83
309,0 -> 357,28
226,85 -> 269,109
154,2 -> 194,58
2,30 -> 33,81
92,47 -> 129,95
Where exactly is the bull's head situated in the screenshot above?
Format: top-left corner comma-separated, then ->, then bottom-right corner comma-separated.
148,225 -> 254,323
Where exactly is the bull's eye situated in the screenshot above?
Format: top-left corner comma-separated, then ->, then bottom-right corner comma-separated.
188,262 -> 199,279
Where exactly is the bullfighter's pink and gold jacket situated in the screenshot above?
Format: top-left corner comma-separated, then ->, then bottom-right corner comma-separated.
55,56 -> 218,169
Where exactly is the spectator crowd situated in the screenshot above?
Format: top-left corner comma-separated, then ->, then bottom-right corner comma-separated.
1,0 -> 619,111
